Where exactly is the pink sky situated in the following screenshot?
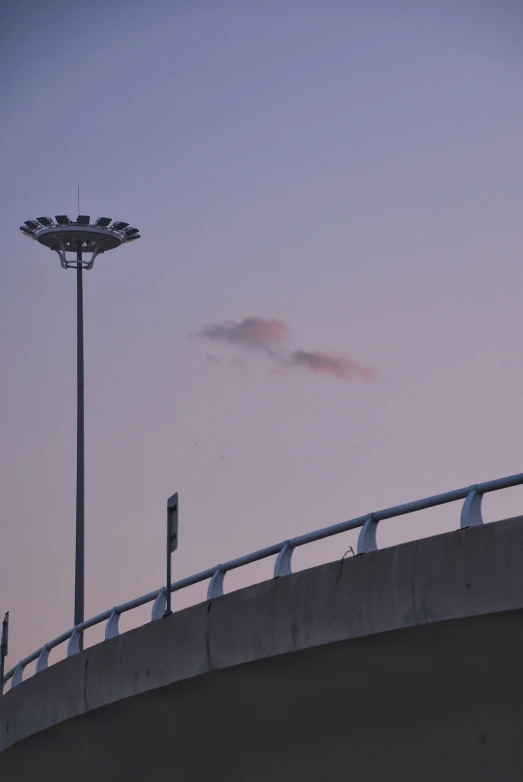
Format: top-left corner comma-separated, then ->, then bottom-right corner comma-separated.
1,0 -> 523,671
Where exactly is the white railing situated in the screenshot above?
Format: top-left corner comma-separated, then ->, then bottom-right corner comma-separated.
3,471 -> 523,690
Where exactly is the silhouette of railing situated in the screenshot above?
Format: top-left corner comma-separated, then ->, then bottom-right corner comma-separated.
3,471 -> 523,690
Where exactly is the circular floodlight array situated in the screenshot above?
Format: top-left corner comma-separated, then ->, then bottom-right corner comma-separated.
20,215 -> 140,254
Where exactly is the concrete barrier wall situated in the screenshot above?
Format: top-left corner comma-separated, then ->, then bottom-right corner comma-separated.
1,515 -> 522,756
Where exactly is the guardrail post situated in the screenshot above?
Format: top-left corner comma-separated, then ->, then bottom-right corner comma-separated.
357,515 -> 378,554
208,568 -> 225,599
460,489 -> 484,528
11,663 -> 24,688
36,646 -> 50,674
274,542 -> 293,577
151,590 -> 167,621
105,609 -> 120,639
67,629 -> 82,657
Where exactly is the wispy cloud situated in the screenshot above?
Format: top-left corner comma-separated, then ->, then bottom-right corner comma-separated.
197,316 -> 376,382
289,349 -> 376,380
197,317 -> 288,355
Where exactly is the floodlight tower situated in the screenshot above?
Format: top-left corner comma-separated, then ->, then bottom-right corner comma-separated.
20,215 -> 140,647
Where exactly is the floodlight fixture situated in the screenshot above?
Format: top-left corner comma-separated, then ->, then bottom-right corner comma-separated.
19,213 -> 140,269
19,208 -> 140,643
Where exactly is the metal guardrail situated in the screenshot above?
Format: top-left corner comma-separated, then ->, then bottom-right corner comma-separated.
3,471 -> 523,689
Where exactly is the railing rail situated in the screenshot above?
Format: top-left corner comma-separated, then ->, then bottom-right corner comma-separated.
3,470 -> 523,688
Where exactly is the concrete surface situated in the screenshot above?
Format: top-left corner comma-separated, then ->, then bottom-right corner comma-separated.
0,516 -> 522,780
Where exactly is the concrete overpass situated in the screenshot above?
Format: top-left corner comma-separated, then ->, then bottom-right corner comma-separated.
0,514 -> 521,780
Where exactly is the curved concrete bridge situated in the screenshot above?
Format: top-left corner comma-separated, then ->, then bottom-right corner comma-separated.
1,516 -> 522,781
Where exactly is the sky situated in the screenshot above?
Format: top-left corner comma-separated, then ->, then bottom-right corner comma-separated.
1,0 -> 523,676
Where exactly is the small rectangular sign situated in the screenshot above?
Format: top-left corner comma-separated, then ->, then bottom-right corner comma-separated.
167,493 -> 178,553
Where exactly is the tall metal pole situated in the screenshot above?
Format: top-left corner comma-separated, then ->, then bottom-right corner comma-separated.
75,249 -> 85,646
19,212 -> 140,646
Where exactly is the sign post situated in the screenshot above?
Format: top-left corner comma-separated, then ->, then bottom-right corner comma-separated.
0,612 -> 9,695
165,493 -> 178,616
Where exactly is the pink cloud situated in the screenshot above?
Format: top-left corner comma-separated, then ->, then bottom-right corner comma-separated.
197,317 -> 288,353
196,315 -> 377,382
289,349 -> 377,380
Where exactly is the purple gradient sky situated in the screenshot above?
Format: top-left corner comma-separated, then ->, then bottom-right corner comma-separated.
1,0 -> 523,668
